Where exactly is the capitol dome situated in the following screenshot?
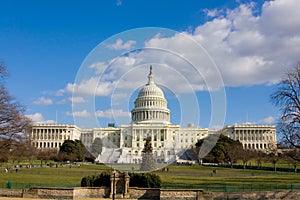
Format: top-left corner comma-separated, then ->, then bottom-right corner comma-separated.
131,66 -> 170,124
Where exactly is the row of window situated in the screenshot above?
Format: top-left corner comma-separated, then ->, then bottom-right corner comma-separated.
244,143 -> 269,149
31,133 -> 70,140
135,99 -> 166,107
234,130 -> 274,134
32,142 -> 62,148
234,135 -> 273,141
32,129 -> 70,134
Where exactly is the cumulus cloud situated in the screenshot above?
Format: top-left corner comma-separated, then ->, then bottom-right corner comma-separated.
89,62 -> 107,75
95,109 -> 131,118
107,39 -> 136,50
70,96 -> 86,103
203,8 -> 220,18
259,116 -> 276,124
66,110 -> 91,117
26,113 -> 56,123
65,109 -> 130,119
58,0 -> 300,103
33,97 -> 53,106
62,77 -> 115,96
142,0 -> 300,88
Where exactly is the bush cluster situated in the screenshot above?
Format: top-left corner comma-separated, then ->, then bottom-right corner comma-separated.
129,172 -> 161,188
81,171 -> 161,188
81,171 -> 110,187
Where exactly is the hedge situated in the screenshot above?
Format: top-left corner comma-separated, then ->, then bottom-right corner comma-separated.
81,171 -> 161,188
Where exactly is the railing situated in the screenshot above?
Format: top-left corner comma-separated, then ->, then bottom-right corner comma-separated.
161,183 -> 300,192
2,181 -> 300,192
0,182 -> 79,189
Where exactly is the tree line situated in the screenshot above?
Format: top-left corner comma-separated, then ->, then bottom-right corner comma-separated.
194,134 -> 287,171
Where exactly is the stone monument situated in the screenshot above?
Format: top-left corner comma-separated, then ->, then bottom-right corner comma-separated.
110,170 -> 130,199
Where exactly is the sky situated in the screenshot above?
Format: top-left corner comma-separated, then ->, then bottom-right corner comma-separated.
0,0 -> 300,130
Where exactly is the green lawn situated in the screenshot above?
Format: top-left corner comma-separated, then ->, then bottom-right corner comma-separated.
1,164 -> 300,192
0,164 -> 110,189
156,165 -> 300,191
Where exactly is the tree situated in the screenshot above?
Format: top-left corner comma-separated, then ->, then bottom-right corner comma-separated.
196,134 -> 243,165
90,137 -> 103,156
10,141 -> 26,164
271,63 -> 300,148
0,141 -> 9,163
267,148 -> 280,172
37,149 -> 58,165
140,136 -> 156,171
239,149 -> 255,169
0,63 -> 32,150
221,137 -> 243,167
253,150 -> 266,168
59,139 -> 86,162
282,148 -> 300,173
23,139 -> 38,165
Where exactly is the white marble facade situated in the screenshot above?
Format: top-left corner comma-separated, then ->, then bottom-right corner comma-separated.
29,67 -> 277,164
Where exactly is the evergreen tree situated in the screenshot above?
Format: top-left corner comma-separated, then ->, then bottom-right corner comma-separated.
140,136 -> 156,171
59,139 -> 86,162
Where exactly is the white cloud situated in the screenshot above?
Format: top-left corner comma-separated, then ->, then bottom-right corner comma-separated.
89,62 -> 107,75
66,110 -> 91,117
33,97 -> 53,106
203,8 -> 220,18
65,109 -> 130,119
259,116 -> 276,124
62,77 -> 115,96
107,39 -> 136,50
57,96 -> 86,105
26,113 -> 56,123
70,96 -> 86,104
57,0 -> 300,106
143,0 -> 300,88
95,109 -> 130,118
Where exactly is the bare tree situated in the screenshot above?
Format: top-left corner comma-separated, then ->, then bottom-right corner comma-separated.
0,63 -> 32,150
254,150 -> 266,168
271,63 -> 300,148
10,141 -> 26,164
37,149 -> 58,166
24,139 -> 38,165
282,148 -> 300,173
267,149 -> 280,172
240,149 -> 255,169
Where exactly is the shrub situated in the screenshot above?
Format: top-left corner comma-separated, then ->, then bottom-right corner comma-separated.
129,173 -> 161,188
81,171 -> 161,188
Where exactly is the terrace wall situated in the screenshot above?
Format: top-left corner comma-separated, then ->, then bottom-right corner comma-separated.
2,187 -> 300,199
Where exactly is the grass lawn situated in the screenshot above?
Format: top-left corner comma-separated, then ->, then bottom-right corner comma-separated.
1,164 -> 300,192
156,165 -> 300,191
0,164 -> 110,189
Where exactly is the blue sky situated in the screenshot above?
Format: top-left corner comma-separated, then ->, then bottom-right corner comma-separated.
1,0 -> 299,129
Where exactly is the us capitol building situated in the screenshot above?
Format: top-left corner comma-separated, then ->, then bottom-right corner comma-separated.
29,67 -> 277,164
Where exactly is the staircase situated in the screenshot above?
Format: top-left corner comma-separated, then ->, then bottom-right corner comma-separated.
95,147 -> 121,164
